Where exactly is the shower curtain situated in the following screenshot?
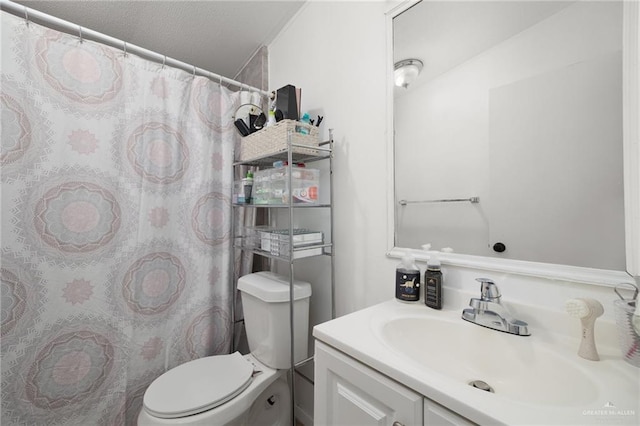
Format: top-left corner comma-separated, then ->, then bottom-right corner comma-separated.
1,12 -> 240,425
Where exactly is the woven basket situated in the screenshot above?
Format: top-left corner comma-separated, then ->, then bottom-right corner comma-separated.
238,119 -> 320,162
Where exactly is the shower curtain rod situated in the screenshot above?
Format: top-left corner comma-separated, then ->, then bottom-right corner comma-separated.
0,0 -> 270,97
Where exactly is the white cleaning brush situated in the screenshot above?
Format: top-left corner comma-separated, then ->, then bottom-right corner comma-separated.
565,298 -> 604,361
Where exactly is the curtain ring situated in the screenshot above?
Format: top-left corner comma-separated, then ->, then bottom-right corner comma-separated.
123,41 -> 127,57
161,55 -> 166,69
192,65 -> 196,77
78,25 -> 83,43
24,6 -> 29,26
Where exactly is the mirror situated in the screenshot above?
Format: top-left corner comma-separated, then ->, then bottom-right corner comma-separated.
392,0 -> 630,273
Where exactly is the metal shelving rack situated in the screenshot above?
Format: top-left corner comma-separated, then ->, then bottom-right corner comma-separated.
231,129 -> 335,425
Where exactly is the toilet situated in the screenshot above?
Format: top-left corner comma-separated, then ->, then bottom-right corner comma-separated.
137,272 -> 312,425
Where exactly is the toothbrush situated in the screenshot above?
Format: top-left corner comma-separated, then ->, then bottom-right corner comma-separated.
565,298 -> 604,361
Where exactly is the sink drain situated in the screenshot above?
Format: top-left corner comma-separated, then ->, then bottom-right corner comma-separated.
469,380 -> 494,393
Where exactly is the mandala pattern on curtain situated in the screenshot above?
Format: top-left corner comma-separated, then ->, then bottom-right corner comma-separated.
1,11 -> 239,425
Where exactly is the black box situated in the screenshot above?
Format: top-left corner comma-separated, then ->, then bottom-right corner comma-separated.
275,84 -> 299,121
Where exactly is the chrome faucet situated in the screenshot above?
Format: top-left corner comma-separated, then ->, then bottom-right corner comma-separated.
461,278 -> 530,336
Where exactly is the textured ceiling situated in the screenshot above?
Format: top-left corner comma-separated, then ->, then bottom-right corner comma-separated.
12,0 -> 305,80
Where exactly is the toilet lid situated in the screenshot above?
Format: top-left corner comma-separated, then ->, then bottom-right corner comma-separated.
143,352 -> 254,419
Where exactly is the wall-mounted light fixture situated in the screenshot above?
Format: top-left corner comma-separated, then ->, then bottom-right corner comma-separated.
394,59 -> 423,88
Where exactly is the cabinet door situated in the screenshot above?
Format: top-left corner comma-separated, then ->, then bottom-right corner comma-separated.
315,341 -> 423,426
424,398 -> 476,426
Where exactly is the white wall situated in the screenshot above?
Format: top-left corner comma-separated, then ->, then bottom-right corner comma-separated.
269,0 -> 628,310
268,3 -> 392,421
268,2 -> 636,421
269,0 -> 392,316
268,0 -> 635,325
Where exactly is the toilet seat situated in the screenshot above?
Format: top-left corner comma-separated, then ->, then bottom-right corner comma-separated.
143,352 -> 254,419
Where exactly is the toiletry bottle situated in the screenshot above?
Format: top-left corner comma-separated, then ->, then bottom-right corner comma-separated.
298,112 -> 311,135
424,254 -> 442,309
395,252 -> 420,302
242,171 -> 254,204
267,109 -> 276,127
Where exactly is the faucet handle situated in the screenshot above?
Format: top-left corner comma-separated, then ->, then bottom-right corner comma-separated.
476,278 -> 501,301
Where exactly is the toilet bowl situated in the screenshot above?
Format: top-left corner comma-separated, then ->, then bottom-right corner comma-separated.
137,353 -> 290,425
137,272 -> 311,425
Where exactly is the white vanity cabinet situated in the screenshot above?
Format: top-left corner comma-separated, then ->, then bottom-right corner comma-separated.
423,399 -> 476,426
315,341 -> 477,426
315,341 -> 423,426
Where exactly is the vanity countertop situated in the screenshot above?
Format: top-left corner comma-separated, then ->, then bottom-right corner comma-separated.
313,296 -> 640,425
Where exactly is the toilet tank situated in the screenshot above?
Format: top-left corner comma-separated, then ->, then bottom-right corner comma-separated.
237,272 -> 312,369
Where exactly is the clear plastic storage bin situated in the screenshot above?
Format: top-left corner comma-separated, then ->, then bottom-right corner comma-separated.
253,228 -> 324,258
253,166 -> 319,205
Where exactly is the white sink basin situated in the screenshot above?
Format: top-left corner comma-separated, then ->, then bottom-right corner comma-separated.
378,315 -> 598,406
315,299 -> 640,425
